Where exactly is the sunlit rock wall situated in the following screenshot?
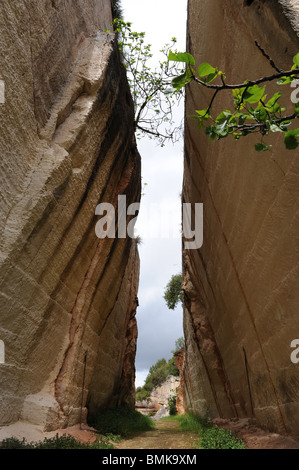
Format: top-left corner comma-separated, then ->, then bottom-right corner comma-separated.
0,0 -> 141,431
183,0 -> 299,438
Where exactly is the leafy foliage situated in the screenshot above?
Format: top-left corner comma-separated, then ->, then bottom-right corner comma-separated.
111,0 -> 123,20
164,273 -> 183,310
168,47 -> 299,151
135,341 -> 181,402
0,433 -> 115,449
110,19 -> 186,146
167,414 -> 246,449
172,336 -> 185,352
199,426 -> 246,449
167,393 -> 178,416
88,407 -> 154,437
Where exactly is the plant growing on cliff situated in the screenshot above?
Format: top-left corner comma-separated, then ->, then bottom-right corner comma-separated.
111,18 -> 185,146
164,273 -> 183,310
168,43 -> 299,151
111,0 -> 123,20
136,343 -> 180,402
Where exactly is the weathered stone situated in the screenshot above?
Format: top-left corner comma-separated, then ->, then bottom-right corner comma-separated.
0,0 -> 141,432
183,0 -> 299,439
174,348 -> 186,415
136,375 -> 180,416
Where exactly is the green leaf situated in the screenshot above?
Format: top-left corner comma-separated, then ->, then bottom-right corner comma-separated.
242,85 -> 266,104
266,92 -> 282,108
195,109 -> 210,117
277,76 -> 295,85
205,126 -> 217,141
172,70 -> 192,90
284,128 -> 299,136
198,63 -> 216,77
205,72 -> 218,83
255,143 -> 270,152
254,107 -> 268,121
168,51 -> 195,65
293,53 -> 299,67
215,110 -> 232,123
284,129 -> 299,149
285,134 -> 298,150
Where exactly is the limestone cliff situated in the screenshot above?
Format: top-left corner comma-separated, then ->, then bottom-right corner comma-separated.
0,0 -> 141,431
136,375 -> 180,416
183,0 -> 299,439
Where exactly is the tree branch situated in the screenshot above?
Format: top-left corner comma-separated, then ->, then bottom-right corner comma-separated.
193,68 -> 299,90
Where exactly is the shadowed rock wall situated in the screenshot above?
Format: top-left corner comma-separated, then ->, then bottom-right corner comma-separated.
0,0 -> 141,431
183,0 -> 299,439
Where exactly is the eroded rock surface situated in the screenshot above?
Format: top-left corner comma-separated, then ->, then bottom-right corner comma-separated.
0,0 -> 141,431
136,375 -> 180,416
183,0 -> 299,439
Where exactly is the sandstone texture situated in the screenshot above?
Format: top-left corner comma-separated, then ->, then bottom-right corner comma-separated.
183,0 -> 299,439
0,0 -> 141,432
174,348 -> 186,415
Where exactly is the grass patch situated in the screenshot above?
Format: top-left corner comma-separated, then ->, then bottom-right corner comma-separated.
165,414 -> 246,449
0,433 -> 115,449
88,407 -> 154,438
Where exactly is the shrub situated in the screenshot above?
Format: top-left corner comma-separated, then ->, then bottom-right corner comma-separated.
167,394 -> 177,416
167,413 -> 246,450
200,426 -> 246,450
88,407 -> 154,437
135,387 -> 151,402
0,434 -> 115,449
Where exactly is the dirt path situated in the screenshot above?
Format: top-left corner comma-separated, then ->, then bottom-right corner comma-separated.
115,419 -> 198,450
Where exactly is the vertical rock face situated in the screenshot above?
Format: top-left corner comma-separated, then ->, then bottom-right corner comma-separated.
174,349 -> 186,415
183,0 -> 299,438
0,0 -> 141,431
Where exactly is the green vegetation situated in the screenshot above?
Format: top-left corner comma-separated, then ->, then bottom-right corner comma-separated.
109,16 -> 299,151
136,339 -> 183,402
167,393 -> 178,416
0,433 -> 115,449
106,18 -> 185,146
169,47 -> 299,151
164,273 -> 183,310
135,234 -> 143,245
88,407 -> 154,437
111,0 -> 123,20
172,336 -> 185,352
135,357 -> 179,401
165,414 -> 246,449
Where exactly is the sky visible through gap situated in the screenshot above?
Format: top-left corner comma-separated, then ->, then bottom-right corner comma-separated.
120,0 -> 188,388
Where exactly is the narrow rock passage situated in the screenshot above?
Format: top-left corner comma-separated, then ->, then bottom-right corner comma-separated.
115,419 -> 199,450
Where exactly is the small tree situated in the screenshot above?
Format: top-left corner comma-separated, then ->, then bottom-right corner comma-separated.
164,273 -> 183,310
112,19 -> 185,146
172,337 -> 185,352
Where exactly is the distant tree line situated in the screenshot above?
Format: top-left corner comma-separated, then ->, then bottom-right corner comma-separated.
135,337 -> 184,402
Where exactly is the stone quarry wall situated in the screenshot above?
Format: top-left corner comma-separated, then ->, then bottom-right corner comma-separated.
0,0 -> 141,431
183,0 -> 299,438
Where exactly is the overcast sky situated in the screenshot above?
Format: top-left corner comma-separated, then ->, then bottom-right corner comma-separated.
121,0 -> 188,387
